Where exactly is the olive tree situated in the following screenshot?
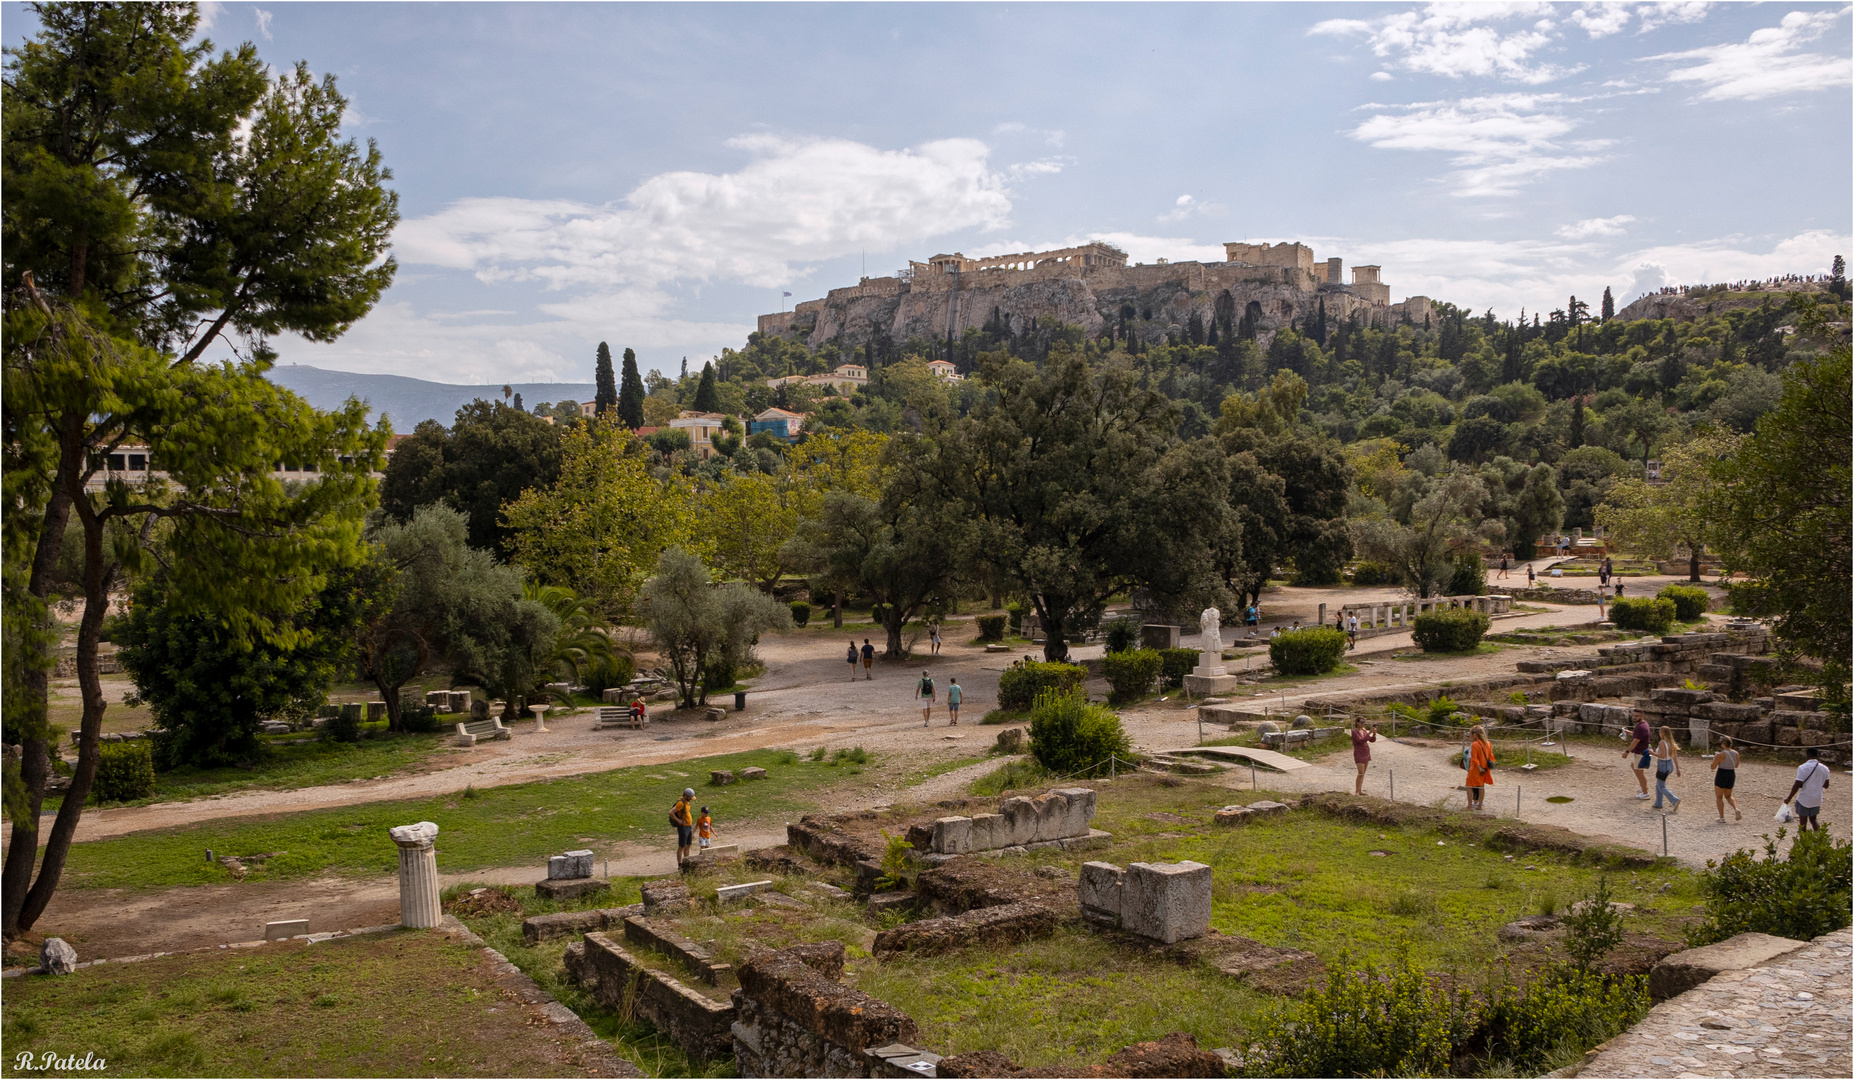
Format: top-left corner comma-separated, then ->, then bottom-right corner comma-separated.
639,549 -> 790,709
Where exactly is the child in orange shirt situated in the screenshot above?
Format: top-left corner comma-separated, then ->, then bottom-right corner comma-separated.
696,807 -> 714,851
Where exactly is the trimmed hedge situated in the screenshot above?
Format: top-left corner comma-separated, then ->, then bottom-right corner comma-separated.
92,741 -> 155,803
1610,596 -> 1676,634
1103,616 -> 1139,654
1657,585 -> 1708,622
1412,608 -> 1492,653
1102,648 -> 1162,702
1159,647 -> 1198,689
789,600 -> 811,627
975,613 -> 1007,641
1350,561 -> 1401,586
997,661 -> 1088,712
398,704 -> 442,733
1269,627 -> 1348,676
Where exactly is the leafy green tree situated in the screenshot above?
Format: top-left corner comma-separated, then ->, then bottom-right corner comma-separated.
787,488 -> 961,658
618,347 -> 646,429
378,399 -> 562,553
638,549 -> 790,709
1707,323 -> 1851,690
502,418 -> 697,617
352,506 -> 557,728
692,361 -> 720,413
1598,432 -> 1735,582
594,342 -> 617,415
1353,472 -> 1487,597
118,568 -> 362,768
1446,416 -> 1510,464
523,581 -> 616,687
1557,446 -> 1629,531
700,470 -> 809,594
905,350 -> 1230,661
1600,286 -> 1615,321
1215,451 -> 1288,610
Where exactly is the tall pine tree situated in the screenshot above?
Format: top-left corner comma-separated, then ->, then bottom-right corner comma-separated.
692,361 -> 720,412
594,342 -> 618,414
618,347 -> 645,429
1600,286 -> 1615,321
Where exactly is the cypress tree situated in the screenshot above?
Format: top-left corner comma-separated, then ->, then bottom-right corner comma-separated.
512,392 -> 523,412
692,361 -> 720,412
618,347 -> 646,429
594,342 -> 618,414
1570,394 -> 1585,448
1600,286 -> 1615,321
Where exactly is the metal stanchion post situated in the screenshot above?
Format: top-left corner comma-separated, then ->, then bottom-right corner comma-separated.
1517,785 -> 1521,817
1390,770 -> 1394,802
1663,815 -> 1668,857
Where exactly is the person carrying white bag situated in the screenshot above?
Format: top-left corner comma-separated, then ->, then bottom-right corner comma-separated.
1780,747 -> 1832,832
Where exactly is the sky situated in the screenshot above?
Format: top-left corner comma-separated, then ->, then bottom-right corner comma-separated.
7,1 -> 1851,383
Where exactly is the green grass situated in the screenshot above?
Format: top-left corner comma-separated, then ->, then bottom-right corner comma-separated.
1393,643 -> 1508,660
1252,662 -> 1359,686
969,758 -> 1053,796
0,928 -> 593,1077
131,732 -> 451,806
50,748 -> 857,892
1444,744 -> 1575,771
901,754 -> 991,786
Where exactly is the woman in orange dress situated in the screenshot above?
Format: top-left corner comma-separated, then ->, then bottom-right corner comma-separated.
1465,725 -> 1495,810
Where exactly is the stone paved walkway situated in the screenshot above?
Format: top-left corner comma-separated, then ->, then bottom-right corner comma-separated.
1579,928 -> 1852,1078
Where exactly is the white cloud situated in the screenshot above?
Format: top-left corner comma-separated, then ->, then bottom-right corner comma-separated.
1311,3 -> 1583,84
1635,2 -> 1713,34
1347,93 -> 1607,196
1370,70 -> 1396,81
1647,10 -> 1853,101
196,1 -> 224,31
1155,194 -> 1229,224
253,6 -> 272,40
1557,214 -> 1636,238
1341,229 -> 1847,317
396,135 -> 1016,291
1570,4 -> 1632,38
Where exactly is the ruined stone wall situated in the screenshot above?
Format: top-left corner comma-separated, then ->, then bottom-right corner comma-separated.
730,944 -> 920,1079
573,933 -> 735,1061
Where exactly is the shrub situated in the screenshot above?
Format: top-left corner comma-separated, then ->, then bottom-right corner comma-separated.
970,756 -> 1049,796
975,613 -> 1007,641
1158,647 -> 1198,689
576,652 -> 636,697
1690,828 -> 1853,945
1027,689 -> 1131,777
325,704 -> 362,744
1103,616 -> 1139,654
1102,648 -> 1162,702
869,603 -> 886,625
1563,876 -> 1627,972
1610,596 -> 1676,634
789,600 -> 811,627
1446,553 -> 1487,597
997,660 -> 1087,711
1412,608 -> 1491,653
1657,585 -> 1709,622
1349,560 -> 1402,586
398,704 -> 442,734
1005,601 -> 1027,634
1240,948 -> 1477,1078
91,741 -> 155,803
1268,627 -> 1347,676
1479,967 -> 1649,1075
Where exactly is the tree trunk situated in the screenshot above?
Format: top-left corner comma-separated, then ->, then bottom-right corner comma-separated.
1040,603 -> 1069,663
883,610 -> 905,659
3,412 -> 85,939
1688,546 -> 1702,583
14,512 -> 116,934
832,591 -> 842,629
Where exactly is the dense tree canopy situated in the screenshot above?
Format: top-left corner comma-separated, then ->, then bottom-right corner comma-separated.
380,399 -> 562,552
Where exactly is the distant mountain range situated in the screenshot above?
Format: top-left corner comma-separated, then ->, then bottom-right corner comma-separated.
267,365 -> 598,430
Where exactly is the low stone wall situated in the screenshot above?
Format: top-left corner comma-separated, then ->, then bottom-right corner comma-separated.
786,815 -> 886,868
731,944 -> 918,1078
623,916 -> 731,984
572,932 -> 735,1061
871,900 -> 1059,958
1520,628 -> 1769,677
1629,686 -> 1846,760
522,904 -> 643,945
904,788 -> 1098,857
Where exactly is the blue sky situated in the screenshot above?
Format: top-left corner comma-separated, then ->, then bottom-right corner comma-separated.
8,2 -> 1851,382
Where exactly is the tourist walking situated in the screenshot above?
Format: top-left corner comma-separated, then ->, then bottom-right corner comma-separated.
1465,726 -> 1495,810
947,677 -> 962,725
1625,714 -> 1653,798
929,623 -> 942,655
861,639 -> 875,679
1599,557 -> 1612,589
1346,614 -> 1359,650
1711,736 -> 1741,822
1784,748 -> 1832,832
1497,551 -> 1510,579
1652,725 -> 1682,810
696,806 -> 715,852
915,671 -> 936,726
671,787 -> 696,867
1351,716 -> 1376,796
1526,563 -> 1536,587
846,641 -> 859,681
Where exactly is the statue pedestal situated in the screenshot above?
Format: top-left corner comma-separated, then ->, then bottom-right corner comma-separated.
1184,673 -> 1243,696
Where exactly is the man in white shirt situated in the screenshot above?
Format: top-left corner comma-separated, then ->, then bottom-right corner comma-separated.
1783,748 -> 1833,832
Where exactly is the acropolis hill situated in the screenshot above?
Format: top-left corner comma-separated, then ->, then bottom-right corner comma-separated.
757,240 -> 1434,349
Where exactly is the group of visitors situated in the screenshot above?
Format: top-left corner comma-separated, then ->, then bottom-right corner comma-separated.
1621,715 -> 1832,826
669,788 -> 717,867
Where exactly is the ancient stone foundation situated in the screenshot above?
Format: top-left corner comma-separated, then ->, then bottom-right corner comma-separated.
903,788 -> 1109,861
1080,861 -> 1212,944
730,943 -> 923,1078
572,932 -> 735,1061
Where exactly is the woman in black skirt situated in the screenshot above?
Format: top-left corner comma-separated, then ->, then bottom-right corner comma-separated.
1711,735 -> 1741,822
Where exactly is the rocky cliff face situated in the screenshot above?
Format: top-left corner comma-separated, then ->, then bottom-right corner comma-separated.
781,263 -> 1384,351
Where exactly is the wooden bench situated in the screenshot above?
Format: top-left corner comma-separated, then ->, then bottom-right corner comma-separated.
455,717 -> 510,747
594,705 -> 646,729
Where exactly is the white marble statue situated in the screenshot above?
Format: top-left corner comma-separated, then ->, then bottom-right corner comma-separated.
1199,607 -> 1222,652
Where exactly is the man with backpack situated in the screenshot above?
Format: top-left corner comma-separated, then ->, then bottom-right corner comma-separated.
915,671 -> 935,726
670,787 -> 696,866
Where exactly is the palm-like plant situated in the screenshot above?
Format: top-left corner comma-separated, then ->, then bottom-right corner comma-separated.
523,581 -> 617,683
